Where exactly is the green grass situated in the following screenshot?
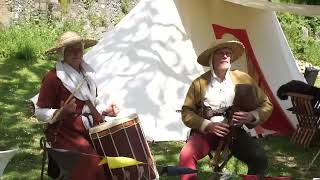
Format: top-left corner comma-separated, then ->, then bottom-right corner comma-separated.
151,137 -> 320,180
0,20 -> 86,180
314,79 -> 320,88
0,19 -> 320,180
0,37 -> 53,180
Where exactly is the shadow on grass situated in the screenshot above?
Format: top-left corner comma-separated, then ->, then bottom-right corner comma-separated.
3,151 -> 43,179
0,55 -> 52,179
150,137 -> 320,180
150,141 -> 243,179
264,136 -> 320,179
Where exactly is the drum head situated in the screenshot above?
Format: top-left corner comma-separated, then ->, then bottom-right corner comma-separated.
89,113 -> 139,134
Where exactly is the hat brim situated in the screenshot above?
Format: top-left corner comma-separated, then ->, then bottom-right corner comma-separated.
197,41 -> 244,67
45,39 -> 98,55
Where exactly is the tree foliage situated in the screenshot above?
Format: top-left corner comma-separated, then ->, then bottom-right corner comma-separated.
279,0 -> 320,5
277,12 -> 320,66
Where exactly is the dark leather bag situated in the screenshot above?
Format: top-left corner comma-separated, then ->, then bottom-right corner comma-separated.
47,154 -> 60,179
233,84 -> 259,129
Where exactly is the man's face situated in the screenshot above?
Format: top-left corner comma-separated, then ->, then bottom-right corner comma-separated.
212,47 -> 233,71
64,42 -> 84,67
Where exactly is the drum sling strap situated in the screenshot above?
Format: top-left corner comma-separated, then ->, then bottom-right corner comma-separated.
85,100 -> 103,126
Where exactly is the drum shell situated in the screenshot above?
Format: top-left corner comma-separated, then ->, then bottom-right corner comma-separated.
89,114 -> 156,180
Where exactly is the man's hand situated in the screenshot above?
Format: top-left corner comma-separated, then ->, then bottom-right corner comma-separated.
232,111 -> 255,125
205,122 -> 230,137
102,103 -> 119,117
51,98 -> 76,123
60,98 -> 77,116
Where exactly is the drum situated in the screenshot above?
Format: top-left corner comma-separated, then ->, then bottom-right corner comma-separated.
89,113 -> 157,180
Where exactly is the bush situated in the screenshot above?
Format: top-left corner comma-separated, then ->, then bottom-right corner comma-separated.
304,38 -> 320,66
89,14 -> 108,28
0,19 -> 87,62
14,39 -> 37,61
0,22 -> 43,61
279,0 -> 320,5
277,12 -> 320,65
121,0 -> 131,14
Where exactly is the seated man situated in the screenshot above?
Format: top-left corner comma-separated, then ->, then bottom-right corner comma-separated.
179,39 -> 273,180
35,31 -> 119,180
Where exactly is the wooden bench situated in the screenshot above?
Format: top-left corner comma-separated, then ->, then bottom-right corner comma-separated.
286,92 -> 320,147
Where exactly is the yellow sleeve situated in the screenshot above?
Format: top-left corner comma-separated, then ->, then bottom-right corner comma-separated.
255,83 -> 274,124
181,80 -> 206,130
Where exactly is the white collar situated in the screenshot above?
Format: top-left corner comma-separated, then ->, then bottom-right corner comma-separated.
56,61 -> 98,129
56,61 -> 97,102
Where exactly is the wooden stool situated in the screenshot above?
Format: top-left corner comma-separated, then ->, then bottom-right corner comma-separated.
286,92 -> 320,147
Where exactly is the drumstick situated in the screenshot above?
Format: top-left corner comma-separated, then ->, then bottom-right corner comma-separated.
51,78 -> 87,123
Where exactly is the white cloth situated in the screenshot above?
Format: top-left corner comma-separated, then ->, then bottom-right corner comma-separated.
35,108 -> 57,123
56,61 -> 97,129
205,61 -> 235,121
0,149 -> 18,178
200,59 -> 235,132
32,94 -> 57,123
56,61 -> 97,102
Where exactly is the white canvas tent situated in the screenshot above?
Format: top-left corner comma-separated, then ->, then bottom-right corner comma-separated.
84,0 -> 315,141
225,0 -> 320,17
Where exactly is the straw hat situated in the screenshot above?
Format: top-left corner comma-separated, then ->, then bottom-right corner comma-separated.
197,39 -> 245,67
46,31 -> 97,54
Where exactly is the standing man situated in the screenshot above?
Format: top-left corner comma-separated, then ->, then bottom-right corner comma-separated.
179,39 -> 273,179
36,31 -> 119,179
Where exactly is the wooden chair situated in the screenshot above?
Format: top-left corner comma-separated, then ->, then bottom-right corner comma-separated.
28,99 -> 61,180
286,92 -> 320,148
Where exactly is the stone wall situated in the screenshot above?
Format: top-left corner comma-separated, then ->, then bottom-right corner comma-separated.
1,0 -> 139,39
296,60 -> 320,78
0,0 -> 11,28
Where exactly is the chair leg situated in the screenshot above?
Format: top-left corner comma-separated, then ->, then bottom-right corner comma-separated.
301,128 -> 309,147
290,127 -> 300,144
40,137 -> 47,180
305,129 -> 314,147
290,128 -> 318,148
308,129 -> 317,147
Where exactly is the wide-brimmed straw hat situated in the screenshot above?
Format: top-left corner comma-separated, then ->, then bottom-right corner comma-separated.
46,31 -> 97,54
197,39 -> 245,66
